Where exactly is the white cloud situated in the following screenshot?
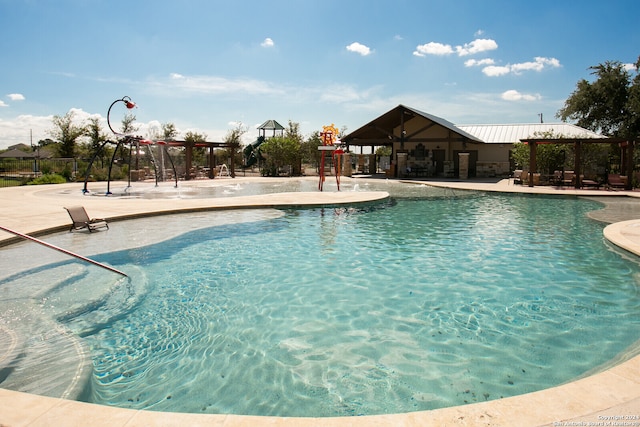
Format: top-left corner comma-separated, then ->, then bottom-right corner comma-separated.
413,42 -> 454,57
393,35 -> 403,41
0,100 -> 7,107
161,73 -> 283,95
261,37 -> 274,48
465,58 -> 495,67
346,42 -> 372,56
414,38 -> 497,58
482,65 -> 512,76
456,38 -> 498,56
501,89 -> 541,101
483,57 -> 561,76
474,29 -> 485,37
7,93 -> 25,101
0,114 -> 54,149
623,63 -> 637,72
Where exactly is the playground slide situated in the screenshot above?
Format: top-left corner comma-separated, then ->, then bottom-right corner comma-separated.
243,136 -> 265,167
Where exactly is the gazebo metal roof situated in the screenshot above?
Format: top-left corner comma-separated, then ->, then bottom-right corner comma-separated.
258,119 -> 285,131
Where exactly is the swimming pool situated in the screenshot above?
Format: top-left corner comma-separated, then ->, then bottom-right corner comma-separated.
1,182 -> 639,417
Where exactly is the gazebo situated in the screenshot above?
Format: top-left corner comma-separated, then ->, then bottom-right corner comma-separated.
520,137 -> 633,190
342,105 -> 483,178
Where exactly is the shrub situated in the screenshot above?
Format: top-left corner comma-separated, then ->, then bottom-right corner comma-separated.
27,173 -> 67,185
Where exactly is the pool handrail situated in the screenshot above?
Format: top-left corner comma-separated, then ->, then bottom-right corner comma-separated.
0,225 -> 128,277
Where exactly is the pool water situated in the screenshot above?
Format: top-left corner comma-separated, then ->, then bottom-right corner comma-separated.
75,189 -> 640,416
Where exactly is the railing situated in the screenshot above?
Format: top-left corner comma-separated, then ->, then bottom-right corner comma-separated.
0,225 -> 128,277
0,158 -> 77,187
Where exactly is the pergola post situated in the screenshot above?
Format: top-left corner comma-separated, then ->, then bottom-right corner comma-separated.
208,146 -> 215,179
528,141 -> 536,187
185,142 -> 193,180
230,144 -> 237,178
574,140 -> 582,189
625,141 -> 634,190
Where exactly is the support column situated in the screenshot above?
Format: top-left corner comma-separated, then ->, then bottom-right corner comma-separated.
626,140 -> 634,190
528,141 -> 537,187
185,142 -> 193,181
458,152 -> 470,180
208,146 -> 215,179
397,152 -> 408,177
574,140 -> 582,189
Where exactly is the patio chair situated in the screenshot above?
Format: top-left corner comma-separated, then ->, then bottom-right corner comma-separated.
64,206 -> 109,232
580,175 -> 601,189
562,171 -> 575,187
513,170 -> 524,185
607,174 -> 627,190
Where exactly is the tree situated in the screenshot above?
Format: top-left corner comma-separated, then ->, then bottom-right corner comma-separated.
120,113 -> 139,135
49,111 -> 87,158
161,122 -> 178,140
301,131 -> 321,167
184,130 -> 208,166
557,57 -> 640,139
259,121 -> 305,176
86,117 -> 109,166
223,122 -> 248,177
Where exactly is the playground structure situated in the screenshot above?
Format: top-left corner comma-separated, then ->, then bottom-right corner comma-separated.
242,119 -> 285,169
318,124 -> 344,191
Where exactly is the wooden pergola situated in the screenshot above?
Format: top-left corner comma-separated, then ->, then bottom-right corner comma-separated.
520,137 -> 633,190
138,139 -> 234,180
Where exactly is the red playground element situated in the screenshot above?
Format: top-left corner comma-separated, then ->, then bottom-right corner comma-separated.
318,124 -> 343,191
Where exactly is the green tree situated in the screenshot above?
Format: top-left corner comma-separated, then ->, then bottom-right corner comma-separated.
49,111 -> 86,158
259,120 -> 304,176
557,57 -> 640,139
223,122 -> 248,177
161,122 -> 179,140
121,113 -> 139,135
86,116 -> 109,166
184,130 -> 208,166
301,131 -> 321,167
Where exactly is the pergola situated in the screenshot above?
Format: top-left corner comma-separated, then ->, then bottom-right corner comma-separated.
520,137 -> 633,190
137,139 -> 235,180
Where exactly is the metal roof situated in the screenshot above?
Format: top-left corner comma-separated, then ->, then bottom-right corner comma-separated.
257,119 -> 285,130
456,123 -> 604,144
342,104 -> 484,145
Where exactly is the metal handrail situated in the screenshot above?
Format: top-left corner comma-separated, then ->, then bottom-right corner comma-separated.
0,225 -> 128,277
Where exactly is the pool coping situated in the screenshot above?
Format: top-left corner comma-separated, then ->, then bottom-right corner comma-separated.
1,178 -> 639,426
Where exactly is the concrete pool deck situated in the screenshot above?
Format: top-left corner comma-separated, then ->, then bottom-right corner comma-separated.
0,177 -> 639,426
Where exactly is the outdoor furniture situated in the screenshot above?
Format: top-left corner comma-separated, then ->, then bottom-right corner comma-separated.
64,206 -> 109,233
561,171 -> 575,187
608,174 -> 627,189
580,175 -> 601,189
552,170 -> 563,186
513,170 -> 525,185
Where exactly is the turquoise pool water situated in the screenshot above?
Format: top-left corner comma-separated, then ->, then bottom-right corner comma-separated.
76,187 -> 640,416
1,182 -> 639,417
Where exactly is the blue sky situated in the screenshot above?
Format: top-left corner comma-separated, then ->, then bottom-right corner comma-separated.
0,0 -> 638,149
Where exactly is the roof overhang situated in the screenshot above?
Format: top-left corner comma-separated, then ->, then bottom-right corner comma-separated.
342,105 -> 484,147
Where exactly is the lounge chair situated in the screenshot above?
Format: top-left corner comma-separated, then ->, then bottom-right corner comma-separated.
562,171 -> 575,187
607,174 -> 627,190
513,170 -> 524,185
64,206 -> 109,232
580,175 -> 601,189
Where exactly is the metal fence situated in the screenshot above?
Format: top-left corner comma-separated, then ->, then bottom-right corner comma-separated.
0,158 -> 78,187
